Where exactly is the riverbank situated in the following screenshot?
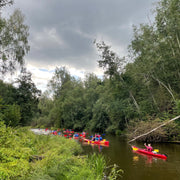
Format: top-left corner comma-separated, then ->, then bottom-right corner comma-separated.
30,128 -> 51,135
0,124 -> 110,180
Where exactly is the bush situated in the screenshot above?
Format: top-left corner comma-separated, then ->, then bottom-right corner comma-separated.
2,104 -> 21,127
105,125 -> 116,134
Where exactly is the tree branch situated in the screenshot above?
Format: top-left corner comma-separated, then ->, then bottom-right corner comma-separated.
0,0 -> 13,8
128,115 -> 180,143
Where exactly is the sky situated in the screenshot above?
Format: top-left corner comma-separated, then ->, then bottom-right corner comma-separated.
2,0 -> 157,92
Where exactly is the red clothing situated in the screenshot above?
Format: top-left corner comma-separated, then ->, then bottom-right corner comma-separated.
145,145 -> 153,152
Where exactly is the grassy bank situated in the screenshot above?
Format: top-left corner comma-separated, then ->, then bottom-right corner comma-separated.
0,122 -> 122,180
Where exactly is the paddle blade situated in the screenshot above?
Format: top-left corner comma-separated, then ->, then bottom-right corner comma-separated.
154,149 -> 159,152
132,147 -> 138,151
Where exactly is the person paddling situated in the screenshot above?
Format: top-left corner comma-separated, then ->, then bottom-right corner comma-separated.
144,143 -> 153,152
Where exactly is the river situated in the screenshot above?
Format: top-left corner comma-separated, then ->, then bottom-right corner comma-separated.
79,135 -> 180,180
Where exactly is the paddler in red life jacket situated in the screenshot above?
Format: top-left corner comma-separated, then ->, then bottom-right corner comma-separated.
144,143 -> 153,152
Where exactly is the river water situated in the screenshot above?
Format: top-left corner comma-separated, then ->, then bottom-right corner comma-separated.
79,135 -> 180,180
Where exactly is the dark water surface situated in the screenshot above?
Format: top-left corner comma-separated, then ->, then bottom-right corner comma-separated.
79,135 -> 180,180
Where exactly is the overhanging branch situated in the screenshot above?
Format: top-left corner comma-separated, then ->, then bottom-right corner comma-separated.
128,115 -> 180,143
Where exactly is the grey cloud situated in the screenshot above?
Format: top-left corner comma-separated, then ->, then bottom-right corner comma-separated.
5,0 -> 156,72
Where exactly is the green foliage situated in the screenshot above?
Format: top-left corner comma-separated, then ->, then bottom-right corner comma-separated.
174,99 -> 180,114
95,40 -> 125,78
105,125 -> 117,134
48,67 -> 71,99
0,122 -> 111,179
87,153 -> 106,179
0,80 -> 17,104
108,164 -> 124,180
0,9 -> 30,74
89,98 -> 109,132
3,104 -> 21,127
15,68 -> 41,125
0,3 -> 39,127
0,122 -> 32,179
33,0 -> 180,141
163,121 -> 180,141
0,96 -> 21,127
115,130 -> 123,136
0,70 -> 41,127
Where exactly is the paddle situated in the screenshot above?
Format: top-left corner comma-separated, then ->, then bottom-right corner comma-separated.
154,149 -> 159,152
132,146 -> 138,151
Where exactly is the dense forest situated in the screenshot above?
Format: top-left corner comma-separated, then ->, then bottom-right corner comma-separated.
0,0 -> 180,143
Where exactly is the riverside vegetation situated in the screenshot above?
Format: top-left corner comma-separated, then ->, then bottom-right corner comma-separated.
32,0 -> 180,142
0,121 -> 122,180
0,0 -> 180,141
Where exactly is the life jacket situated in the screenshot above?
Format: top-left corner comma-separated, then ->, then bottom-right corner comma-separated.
147,146 -> 153,152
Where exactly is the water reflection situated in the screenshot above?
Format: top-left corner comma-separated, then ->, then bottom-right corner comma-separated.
81,141 -> 109,152
133,155 -> 139,162
132,150 -> 167,166
79,135 -> 180,180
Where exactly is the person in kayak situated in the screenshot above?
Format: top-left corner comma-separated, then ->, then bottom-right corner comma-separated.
144,143 -> 153,152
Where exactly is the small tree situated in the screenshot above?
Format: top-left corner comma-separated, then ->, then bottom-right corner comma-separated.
3,104 -> 21,127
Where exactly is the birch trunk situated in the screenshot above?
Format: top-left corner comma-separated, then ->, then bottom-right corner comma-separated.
151,76 -> 175,102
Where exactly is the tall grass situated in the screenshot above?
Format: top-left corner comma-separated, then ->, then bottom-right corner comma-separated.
88,153 -> 106,179
0,122 -> 122,179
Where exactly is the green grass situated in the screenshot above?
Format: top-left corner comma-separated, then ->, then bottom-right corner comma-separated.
0,122 -> 123,179
0,122 -> 106,179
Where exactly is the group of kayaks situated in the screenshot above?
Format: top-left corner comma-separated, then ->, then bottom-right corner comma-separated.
62,131 -> 110,146
83,138 -> 109,146
78,134 -> 110,146
47,128 -> 168,160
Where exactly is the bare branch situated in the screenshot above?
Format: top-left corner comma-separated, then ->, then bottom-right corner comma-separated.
128,115 -> 180,143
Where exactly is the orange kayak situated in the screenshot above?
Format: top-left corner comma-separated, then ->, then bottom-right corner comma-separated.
84,138 -> 109,146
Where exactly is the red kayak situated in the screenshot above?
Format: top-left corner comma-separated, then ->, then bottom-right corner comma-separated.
132,146 -> 167,159
73,136 -> 79,139
84,138 -> 109,146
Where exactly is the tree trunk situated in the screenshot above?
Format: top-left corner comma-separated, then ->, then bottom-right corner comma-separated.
128,115 -> 180,143
151,76 -> 175,102
129,90 -> 140,113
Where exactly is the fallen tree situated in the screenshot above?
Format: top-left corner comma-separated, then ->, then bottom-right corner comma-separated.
128,115 -> 180,143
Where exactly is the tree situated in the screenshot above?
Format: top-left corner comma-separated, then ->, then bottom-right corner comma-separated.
90,98 -> 109,132
95,41 -> 125,78
0,9 -> 30,74
128,0 -> 180,113
0,0 -> 13,8
0,79 -> 17,104
95,41 -> 141,114
15,68 -> 41,125
48,67 -> 71,98
3,104 -> 21,127
82,74 -> 101,126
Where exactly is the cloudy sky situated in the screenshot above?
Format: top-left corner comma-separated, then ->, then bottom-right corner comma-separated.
3,0 -> 157,92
